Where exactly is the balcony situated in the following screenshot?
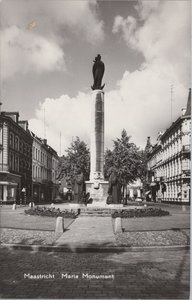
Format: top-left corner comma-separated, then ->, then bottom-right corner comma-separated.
182,145 -> 190,153
182,168 -> 190,177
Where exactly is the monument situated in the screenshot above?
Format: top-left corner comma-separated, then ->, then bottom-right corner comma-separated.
85,55 -> 108,205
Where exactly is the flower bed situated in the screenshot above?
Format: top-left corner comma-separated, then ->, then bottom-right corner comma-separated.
25,206 -> 78,218
112,207 -> 170,218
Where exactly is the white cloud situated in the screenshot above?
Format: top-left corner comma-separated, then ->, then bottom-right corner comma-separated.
1,0 -> 104,44
135,0 -> 160,20
1,0 -> 104,79
112,15 -> 137,48
105,69 -> 187,148
112,1 -> 190,85
28,70 -> 187,155
29,93 -> 92,154
29,1 -> 190,153
1,26 -> 65,79
110,0 -> 190,145
41,0 -> 104,44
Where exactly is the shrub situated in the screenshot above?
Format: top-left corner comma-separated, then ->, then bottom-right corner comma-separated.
112,207 -> 170,218
25,206 -> 78,218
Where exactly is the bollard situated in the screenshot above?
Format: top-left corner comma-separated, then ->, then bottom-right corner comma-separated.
55,217 -> 64,233
51,203 -> 54,208
29,202 -> 32,208
12,204 -> 16,210
114,217 -> 122,233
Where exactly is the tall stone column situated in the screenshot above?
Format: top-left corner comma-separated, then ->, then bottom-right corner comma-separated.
85,90 -> 108,205
85,54 -> 109,206
90,90 -> 104,181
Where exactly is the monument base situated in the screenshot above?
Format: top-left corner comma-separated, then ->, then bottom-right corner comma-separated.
85,180 -> 108,206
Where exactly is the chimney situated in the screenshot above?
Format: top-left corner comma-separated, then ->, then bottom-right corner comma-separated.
43,139 -> 47,145
146,137 -> 151,146
145,136 -> 151,152
18,120 -> 28,131
2,112 -> 19,123
181,107 -> 186,115
184,88 -> 191,116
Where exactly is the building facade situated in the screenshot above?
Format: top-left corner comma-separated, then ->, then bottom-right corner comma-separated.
146,89 -> 191,203
0,109 -> 60,204
31,132 -> 59,203
0,112 -> 33,203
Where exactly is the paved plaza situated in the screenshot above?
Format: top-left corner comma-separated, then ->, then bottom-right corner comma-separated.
0,247 -> 190,299
0,203 -> 190,299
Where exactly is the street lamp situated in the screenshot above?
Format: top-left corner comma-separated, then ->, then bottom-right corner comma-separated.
21,187 -> 26,206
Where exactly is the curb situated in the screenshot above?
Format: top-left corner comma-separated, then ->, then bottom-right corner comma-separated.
0,243 -> 189,253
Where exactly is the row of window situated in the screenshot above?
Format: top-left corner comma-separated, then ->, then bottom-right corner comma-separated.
155,158 -> 190,179
149,142 -> 191,169
163,184 -> 190,200
9,152 -> 32,173
161,120 -> 191,148
9,131 -> 31,157
0,127 -> 2,145
32,165 -> 52,181
33,146 -> 53,168
149,119 -> 191,168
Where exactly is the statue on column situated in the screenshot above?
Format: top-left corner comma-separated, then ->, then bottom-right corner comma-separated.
91,54 -> 105,90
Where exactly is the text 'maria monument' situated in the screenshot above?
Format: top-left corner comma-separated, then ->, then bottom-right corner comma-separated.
85,54 -> 108,205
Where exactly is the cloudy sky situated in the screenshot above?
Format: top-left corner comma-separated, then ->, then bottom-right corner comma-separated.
1,0 -> 191,154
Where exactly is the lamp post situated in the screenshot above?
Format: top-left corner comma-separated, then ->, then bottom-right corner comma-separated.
21,187 -> 26,206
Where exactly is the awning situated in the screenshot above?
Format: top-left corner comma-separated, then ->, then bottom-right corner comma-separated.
0,181 -> 18,186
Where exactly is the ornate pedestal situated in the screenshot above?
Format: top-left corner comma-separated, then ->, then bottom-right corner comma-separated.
85,180 -> 108,206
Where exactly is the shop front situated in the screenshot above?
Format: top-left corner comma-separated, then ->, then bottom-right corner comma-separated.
0,173 -> 21,203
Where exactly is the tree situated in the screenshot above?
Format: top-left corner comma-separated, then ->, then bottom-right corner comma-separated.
57,137 -> 90,185
104,129 -> 145,188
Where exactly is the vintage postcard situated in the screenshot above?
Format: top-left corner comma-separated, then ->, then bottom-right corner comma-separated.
0,0 -> 190,299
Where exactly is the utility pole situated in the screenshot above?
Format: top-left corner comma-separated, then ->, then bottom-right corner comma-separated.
43,108 -> 46,139
170,84 -> 174,123
0,102 -> 3,173
59,132 -> 61,156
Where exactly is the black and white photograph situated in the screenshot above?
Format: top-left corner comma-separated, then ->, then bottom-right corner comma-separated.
0,0 -> 191,299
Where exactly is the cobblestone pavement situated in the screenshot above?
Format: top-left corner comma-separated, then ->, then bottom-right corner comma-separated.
115,229 -> 190,247
0,228 -> 62,245
0,247 -> 189,299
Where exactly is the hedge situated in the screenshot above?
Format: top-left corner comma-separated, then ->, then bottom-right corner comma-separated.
25,206 -> 78,218
112,207 -> 170,218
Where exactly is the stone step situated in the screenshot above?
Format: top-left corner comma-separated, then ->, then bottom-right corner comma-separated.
80,214 -> 111,217
79,208 -> 113,217
80,212 -> 111,216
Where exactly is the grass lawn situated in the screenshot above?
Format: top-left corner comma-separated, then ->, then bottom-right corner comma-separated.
0,208 -> 75,231
112,213 -> 190,232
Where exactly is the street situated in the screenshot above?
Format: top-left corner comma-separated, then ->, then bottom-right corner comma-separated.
0,247 -> 189,299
